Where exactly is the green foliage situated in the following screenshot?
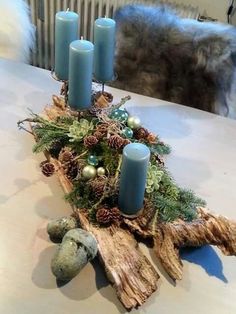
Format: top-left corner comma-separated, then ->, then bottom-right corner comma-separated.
151,193 -> 197,222
150,143 -> 171,155
149,165 -> 205,222
65,180 -> 94,209
99,142 -> 120,176
33,125 -> 69,153
68,119 -> 94,142
146,164 -> 164,193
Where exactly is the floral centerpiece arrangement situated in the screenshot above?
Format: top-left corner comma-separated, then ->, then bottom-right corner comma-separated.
18,86 -> 236,310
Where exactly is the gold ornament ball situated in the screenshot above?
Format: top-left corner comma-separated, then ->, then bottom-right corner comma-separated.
97,167 -> 106,176
127,116 -> 141,129
82,165 -> 97,179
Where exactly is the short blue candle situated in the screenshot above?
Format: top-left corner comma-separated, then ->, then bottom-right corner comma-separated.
118,143 -> 150,216
68,39 -> 94,109
55,11 -> 79,81
94,17 -> 116,82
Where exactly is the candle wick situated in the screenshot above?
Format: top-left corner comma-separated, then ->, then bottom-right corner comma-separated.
66,8 -> 69,12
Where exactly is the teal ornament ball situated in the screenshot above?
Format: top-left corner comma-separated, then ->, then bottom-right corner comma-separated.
97,167 -> 106,176
82,165 -> 97,179
87,155 -> 99,166
122,127 -> 133,139
110,109 -> 129,123
127,116 -> 141,129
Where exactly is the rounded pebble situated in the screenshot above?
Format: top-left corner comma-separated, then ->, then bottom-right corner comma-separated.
51,228 -> 98,281
47,216 -> 77,241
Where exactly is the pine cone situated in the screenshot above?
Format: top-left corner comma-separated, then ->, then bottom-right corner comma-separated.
96,123 -> 109,135
84,135 -> 98,148
64,160 -> 78,180
93,131 -> 103,140
96,207 -> 111,225
134,127 -> 149,140
90,177 -> 106,198
110,207 -> 121,223
147,132 -> 157,144
108,135 -> 126,149
58,149 -> 73,163
41,162 -> 55,177
122,138 -> 131,148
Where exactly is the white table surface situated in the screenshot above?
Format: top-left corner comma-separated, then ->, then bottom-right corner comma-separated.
0,58 -> 236,314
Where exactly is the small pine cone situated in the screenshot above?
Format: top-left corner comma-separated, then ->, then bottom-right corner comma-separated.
96,207 -> 111,225
134,127 -> 149,140
108,135 -> 126,149
96,123 -> 109,135
65,160 -> 78,180
147,132 -> 157,144
110,207 -> 121,223
40,160 -> 48,168
121,138 -> 131,148
41,162 -> 55,177
84,135 -> 98,148
90,177 -> 106,198
93,131 -> 103,140
58,149 -> 73,163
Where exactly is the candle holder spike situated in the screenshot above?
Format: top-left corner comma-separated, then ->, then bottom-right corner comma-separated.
93,72 -> 118,95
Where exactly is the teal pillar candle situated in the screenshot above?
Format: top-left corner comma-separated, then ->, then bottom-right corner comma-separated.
118,143 -> 150,216
55,11 -> 79,81
68,39 -> 94,110
94,17 -> 116,82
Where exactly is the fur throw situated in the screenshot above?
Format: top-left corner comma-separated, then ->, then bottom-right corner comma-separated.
112,5 -> 236,118
0,0 -> 35,63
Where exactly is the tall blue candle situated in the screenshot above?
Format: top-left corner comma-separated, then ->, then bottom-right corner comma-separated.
55,11 -> 79,81
118,143 -> 150,216
68,39 -> 94,110
94,17 -> 116,82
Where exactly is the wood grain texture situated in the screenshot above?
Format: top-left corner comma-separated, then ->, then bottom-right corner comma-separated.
125,207 -> 236,281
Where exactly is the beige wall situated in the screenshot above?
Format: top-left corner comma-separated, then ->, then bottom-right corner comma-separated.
173,0 -> 230,22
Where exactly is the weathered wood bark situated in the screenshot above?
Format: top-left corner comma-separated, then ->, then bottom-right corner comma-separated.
125,207 -> 236,281
48,156 -> 159,310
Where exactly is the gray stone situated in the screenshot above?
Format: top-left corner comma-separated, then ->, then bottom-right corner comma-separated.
47,216 -> 77,241
51,228 -> 98,281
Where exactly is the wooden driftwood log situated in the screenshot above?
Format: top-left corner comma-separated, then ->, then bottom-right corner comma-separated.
27,97 -> 236,310
49,157 -> 159,310
124,207 -> 236,281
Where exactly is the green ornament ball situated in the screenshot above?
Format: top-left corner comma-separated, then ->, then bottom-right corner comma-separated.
97,167 -> 106,176
127,116 -> 141,129
87,155 -> 99,166
122,127 -> 133,138
82,165 -> 97,180
110,109 -> 129,123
